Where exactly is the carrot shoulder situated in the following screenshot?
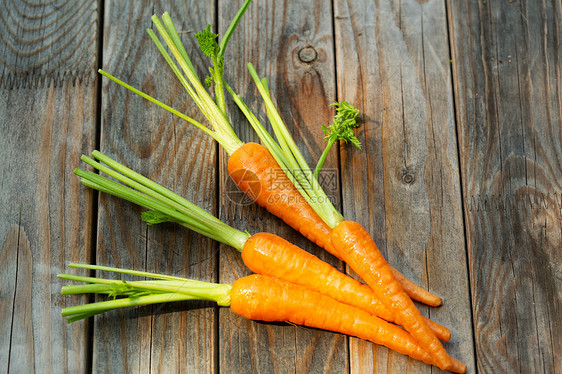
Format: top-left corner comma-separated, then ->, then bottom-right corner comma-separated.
228,142 -> 333,250
330,220 -> 457,372
228,142 -> 442,306
242,232 -> 451,341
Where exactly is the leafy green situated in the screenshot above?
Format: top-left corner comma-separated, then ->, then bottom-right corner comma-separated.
195,25 -> 223,89
195,25 -> 220,59
322,101 -> 361,149
314,101 -> 361,179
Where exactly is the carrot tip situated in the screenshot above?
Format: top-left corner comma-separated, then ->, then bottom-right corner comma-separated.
448,356 -> 467,373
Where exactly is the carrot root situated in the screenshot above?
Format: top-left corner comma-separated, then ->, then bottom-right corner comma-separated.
330,220 -> 454,371
231,274 -> 434,366
228,142 -> 334,249
390,266 -> 443,307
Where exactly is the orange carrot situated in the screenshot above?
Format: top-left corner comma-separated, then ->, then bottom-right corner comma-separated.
228,142 -> 442,306
60,266 -> 463,372
242,232 -> 451,341
330,220 -> 457,371
228,142 -> 333,250
231,275 -> 465,373
76,152 -> 451,341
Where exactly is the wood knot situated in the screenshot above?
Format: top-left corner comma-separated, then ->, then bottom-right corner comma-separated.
401,170 -> 415,185
298,47 -> 317,63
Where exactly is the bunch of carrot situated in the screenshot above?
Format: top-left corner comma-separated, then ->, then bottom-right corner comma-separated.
60,1 -> 466,372
74,150 -> 450,342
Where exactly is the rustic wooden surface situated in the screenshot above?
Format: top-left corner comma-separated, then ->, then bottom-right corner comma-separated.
0,0 -> 560,373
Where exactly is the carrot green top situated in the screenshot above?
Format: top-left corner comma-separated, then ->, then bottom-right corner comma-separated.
98,0 -> 359,229
58,263 -> 232,323
75,151 -> 250,251
99,1 -> 254,156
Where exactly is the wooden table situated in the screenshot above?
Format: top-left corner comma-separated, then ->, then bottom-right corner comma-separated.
1,1 -> 560,373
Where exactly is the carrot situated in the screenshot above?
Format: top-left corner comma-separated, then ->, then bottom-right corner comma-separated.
330,220 -> 456,371
228,142 -> 333,251
233,275 -> 465,373
229,141 -> 442,306
241,232 -> 451,341
232,275 -> 432,368
75,152 -> 450,340
58,265 -> 464,372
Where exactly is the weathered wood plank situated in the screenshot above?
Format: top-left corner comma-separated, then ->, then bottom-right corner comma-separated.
0,1 -> 99,372
218,0 -> 347,372
334,0 -> 474,372
449,0 -> 562,372
93,1 -> 218,373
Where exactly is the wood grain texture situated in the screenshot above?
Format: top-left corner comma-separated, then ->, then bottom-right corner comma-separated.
0,226 -> 34,373
0,0 -> 98,88
334,0 -> 474,372
218,0 -> 347,372
2,0 -> 562,372
449,0 -> 562,372
93,1 -> 218,373
0,2 -> 99,372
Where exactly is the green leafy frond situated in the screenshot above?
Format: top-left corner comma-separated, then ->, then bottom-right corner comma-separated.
195,25 -> 220,59
314,101 -> 361,179
322,101 -> 361,149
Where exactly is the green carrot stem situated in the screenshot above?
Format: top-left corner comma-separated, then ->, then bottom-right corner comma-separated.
217,0 -> 253,63
225,83 -> 285,160
61,283 -> 123,295
82,152 -> 225,230
238,63 -> 344,228
59,263 -> 234,323
76,168 -> 248,251
211,0 -> 253,113
67,263 -> 197,281
313,137 -> 336,180
98,69 -> 218,142
61,276 -> 228,302
66,311 -> 105,323
79,151 -> 249,249
145,28 -> 208,114
62,293 -> 198,319
74,154 -> 249,250
160,14 -> 197,75
151,13 -> 242,154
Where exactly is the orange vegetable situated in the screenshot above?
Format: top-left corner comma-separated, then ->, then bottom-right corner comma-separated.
229,142 -> 442,306
242,232 -> 451,341
330,220 -> 460,372
231,275 -> 465,373
60,266 -> 463,372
